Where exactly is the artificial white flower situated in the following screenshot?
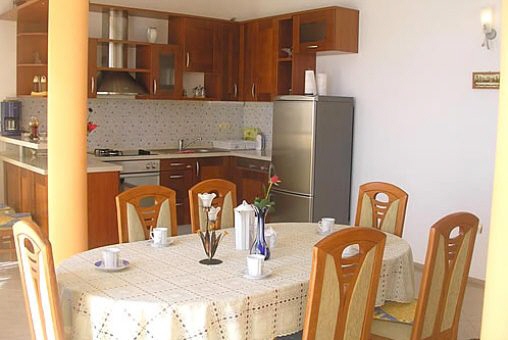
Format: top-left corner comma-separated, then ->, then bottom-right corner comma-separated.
198,193 -> 216,208
208,206 -> 221,222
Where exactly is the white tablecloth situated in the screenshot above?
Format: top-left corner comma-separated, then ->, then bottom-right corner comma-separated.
57,223 -> 415,340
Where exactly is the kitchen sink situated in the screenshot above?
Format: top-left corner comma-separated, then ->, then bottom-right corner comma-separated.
150,148 -> 227,154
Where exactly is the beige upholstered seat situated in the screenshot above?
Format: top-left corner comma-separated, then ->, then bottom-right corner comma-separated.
303,227 -> 386,340
12,220 -> 65,340
371,212 -> 479,340
355,182 -> 409,237
116,185 -> 178,243
188,179 -> 237,233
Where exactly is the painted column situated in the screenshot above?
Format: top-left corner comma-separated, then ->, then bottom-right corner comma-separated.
481,2 -> 508,338
47,0 -> 88,264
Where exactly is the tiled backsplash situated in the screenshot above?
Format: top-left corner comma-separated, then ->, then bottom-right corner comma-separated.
16,98 -> 273,151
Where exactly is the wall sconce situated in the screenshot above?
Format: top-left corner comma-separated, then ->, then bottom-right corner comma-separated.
481,7 -> 497,49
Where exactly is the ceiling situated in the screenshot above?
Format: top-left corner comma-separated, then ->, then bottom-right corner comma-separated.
92,0 -> 355,21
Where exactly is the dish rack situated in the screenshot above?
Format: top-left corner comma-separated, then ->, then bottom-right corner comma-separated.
212,140 -> 257,150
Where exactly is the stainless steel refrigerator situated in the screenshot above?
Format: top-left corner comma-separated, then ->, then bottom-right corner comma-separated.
270,95 -> 354,224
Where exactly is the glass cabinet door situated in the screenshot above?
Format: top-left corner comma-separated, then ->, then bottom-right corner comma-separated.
295,9 -> 334,52
152,45 -> 182,98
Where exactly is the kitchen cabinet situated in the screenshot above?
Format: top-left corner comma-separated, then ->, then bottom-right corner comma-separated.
242,19 -> 277,101
293,7 -> 359,54
168,17 -> 215,73
148,44 -> 183,99
233,158 -> 270,203
160,159 -> 195,225
88,38 -> 97,98
215,22 -> 240,101
4,162 -> 119,247
196,157 -> 231,181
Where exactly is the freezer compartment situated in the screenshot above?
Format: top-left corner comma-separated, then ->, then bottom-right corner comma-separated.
269,189 -> 314,223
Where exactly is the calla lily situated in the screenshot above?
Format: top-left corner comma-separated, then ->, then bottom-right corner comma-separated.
198,193 -> 216,208
208,206 -> 221,222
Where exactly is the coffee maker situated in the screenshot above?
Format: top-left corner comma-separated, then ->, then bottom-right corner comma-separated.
1,100 -> 21,136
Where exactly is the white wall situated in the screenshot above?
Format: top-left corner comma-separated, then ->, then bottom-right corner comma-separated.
318,0 -> 500,279
0,11 -> 17,204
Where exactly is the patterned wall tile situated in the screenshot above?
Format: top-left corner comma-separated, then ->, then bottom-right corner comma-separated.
16,98 -> 273,151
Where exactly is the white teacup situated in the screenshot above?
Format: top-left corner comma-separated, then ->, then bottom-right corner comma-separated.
317,217 -> 335,234
151,227 -> 169,245
102,248 -> 120,269
247,254 -> 265,277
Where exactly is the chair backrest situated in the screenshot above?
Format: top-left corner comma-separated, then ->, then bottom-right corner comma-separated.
12,220 -> 64,340
411,212 -> 478,340
116,185 -> 178,243
188,179 -> 237,233
354,181 -> 409,237
303,227 -> 386,340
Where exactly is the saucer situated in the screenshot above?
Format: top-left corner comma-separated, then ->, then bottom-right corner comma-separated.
316,229 -> 331,235
94,259 -> 130,272
148,237 -> 173,248
243,269 -> 273,280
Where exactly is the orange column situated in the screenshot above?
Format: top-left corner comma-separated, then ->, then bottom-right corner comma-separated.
481,1 -> 508,338
47,0 -> 88,264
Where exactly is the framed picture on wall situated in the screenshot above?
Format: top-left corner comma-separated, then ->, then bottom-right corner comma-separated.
472,72 -> 500,89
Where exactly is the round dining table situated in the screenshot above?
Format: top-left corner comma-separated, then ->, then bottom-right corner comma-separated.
57,223 -> 415,340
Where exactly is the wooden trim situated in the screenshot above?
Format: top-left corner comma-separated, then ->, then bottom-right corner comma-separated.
188,179 -> 237,233
354,181 -> 409,237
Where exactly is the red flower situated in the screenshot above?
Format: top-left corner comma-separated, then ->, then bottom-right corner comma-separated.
270,175 -> 281,185
87,122 -> 98,133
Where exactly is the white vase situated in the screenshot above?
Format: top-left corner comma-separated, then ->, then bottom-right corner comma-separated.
147,27 -> 158,43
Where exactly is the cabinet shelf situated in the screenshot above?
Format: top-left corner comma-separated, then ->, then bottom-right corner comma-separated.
96,67 -> 150,73
278,57 -> 292,62
96,38 -> 152,47
17,63 -> 47,67
17,32 -> 48,37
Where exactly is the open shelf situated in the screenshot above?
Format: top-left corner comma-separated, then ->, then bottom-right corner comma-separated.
17,32 -> 48,37
278,57 -> 292,62
17,64 -> 47,67
96,38 -> 152,47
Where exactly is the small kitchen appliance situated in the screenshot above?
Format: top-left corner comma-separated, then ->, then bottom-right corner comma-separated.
1,100 -> 21,136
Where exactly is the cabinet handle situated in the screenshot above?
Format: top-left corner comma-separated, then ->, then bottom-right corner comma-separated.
306,45 -> 319,49
91,76 -> 95,94
248,164 -> 257,170
196,160 -> 200,178
153,79 -> 157,94
169,175 -> 184,179
233,83 -> 238,98
186,52 -> 190,68
260,166 -> 268,171
251,83 -> 255,98
170,162 -> 185,167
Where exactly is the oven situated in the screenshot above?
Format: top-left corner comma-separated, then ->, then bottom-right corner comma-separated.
114,159 -> 160,192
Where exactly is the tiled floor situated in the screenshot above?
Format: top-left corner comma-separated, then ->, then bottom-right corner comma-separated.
0,260 -> 484,340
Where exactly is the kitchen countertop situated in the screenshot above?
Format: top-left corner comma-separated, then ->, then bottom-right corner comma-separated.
0,149 -> 272,175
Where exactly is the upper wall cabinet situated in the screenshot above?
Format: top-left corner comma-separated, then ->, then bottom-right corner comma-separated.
168,17 -> 215,73
293,7 -> 359,54
149,44 -> 183,99
215,22 -> 240,101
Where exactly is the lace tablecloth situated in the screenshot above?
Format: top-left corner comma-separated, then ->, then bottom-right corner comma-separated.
57,223 -> 415,340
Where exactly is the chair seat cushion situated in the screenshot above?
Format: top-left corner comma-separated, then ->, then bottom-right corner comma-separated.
374,300 -> 417,324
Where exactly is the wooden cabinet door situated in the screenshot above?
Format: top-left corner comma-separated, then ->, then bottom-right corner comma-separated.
88,38 -> 97,98
19,168 -> 34,213
160,159 -> 196,225
242,20 -> 276,102
216,22 -> 240,101
233,158 -> 270,203
5,162 -> 21,212
183,18 -> 215,73
151,44 -> 183,99
33,173 -> 48,236
196,157 -> 230,182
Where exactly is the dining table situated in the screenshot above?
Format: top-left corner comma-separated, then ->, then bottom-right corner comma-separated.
56,223 -> 415,340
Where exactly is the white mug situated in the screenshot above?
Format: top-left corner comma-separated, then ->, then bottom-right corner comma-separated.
151,227 -> 168,245
247,254 -> 265,277
317,217 -> 335,234
102,248 -> 120,269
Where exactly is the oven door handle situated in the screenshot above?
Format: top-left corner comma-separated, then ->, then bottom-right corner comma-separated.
120,173 -> 159,179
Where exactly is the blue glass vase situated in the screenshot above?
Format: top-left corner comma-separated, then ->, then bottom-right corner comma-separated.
250,206 -> 270,260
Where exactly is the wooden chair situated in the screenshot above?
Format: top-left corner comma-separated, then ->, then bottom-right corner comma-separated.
303,227 -> 386,340
116,185 -> 178,243
12,220 -> 64,340
355,182 -> 409,237
188,179 -> 237,233
371,212 -> 479,340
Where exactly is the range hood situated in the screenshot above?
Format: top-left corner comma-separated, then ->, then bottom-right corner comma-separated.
97,9 -> 147,96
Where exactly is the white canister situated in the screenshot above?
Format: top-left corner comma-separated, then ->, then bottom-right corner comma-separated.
147,27 -> 158,43
234,200 -> 255,250
304,70 -> 317,95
